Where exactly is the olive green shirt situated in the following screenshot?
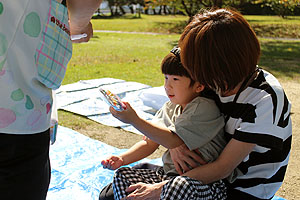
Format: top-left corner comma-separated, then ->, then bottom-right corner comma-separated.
152,96 -> 239,182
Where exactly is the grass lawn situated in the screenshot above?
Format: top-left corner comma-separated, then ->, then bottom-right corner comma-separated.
64,32 -> 180,86
260,38 -> 300,81
91,14 -> 188,34
91,14 -> 300,38
64,32 -> 300,86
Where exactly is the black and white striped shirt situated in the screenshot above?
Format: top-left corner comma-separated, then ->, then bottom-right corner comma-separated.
218,69 -> 292,200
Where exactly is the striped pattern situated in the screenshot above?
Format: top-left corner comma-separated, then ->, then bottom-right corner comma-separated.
219,69 -> 292,200
35,0 -> 72,89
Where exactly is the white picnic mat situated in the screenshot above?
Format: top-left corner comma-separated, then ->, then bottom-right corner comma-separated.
56,78 -> 168,135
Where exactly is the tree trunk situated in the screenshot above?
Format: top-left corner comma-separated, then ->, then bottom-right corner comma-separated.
181,0 -> 192,18
158,6 -> 162,15
172,6 -> 176,15
114,6 -> 119,16
119,5 -> 126,15
129,5 -> 134,14
163,5 -> 168,15
153,7 -> 157,15
213,0 -> 223,8
109,6 -> 114,16
144,8 -> 149,14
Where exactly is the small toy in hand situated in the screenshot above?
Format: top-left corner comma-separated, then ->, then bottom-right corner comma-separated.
99,88 -> 126,111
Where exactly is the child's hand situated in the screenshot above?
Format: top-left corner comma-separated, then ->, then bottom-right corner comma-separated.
110,102 -> 139,124
101,155 -> 124,170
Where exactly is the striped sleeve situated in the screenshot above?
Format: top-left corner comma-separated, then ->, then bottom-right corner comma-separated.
233,72 -> 291,150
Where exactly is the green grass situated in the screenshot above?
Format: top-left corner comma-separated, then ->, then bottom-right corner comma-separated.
246,15 -> 300,38
65,32 -> 300,87
259,38 -> 300,81
245,15 -> 300,24
91,14 -> 300,38
91,14 -> 188,34
64,32 -> 180,86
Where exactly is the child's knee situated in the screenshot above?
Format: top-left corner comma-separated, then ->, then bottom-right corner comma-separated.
114,167 -> 131,179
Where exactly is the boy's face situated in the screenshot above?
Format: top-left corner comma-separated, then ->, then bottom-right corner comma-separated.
164,74 -> 203,109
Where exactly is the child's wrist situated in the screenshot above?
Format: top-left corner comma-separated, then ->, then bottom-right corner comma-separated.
130,115 -> 141,127
119,155 -> 125,165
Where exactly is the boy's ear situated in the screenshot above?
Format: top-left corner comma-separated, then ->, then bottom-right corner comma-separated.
195,83 -> 205,93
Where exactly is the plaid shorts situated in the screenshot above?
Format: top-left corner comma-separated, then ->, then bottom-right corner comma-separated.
112,167 -> 169,200
112,167 -> 227,200
161,176 -> 227,200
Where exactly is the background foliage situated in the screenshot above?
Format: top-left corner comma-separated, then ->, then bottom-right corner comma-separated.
99,0 -> 300,18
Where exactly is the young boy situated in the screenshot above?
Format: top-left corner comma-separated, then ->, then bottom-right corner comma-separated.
101,47 -> 235,200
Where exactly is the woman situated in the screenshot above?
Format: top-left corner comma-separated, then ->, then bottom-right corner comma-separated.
121,8 -> 292,200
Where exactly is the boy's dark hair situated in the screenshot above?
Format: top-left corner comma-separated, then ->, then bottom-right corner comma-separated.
161,47 -> 195,87
179,8 -> 260,93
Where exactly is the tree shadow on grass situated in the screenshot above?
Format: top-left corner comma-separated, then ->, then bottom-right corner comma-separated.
253,24 -> 300,38
259,40 -> 300,80
92,15 -> 141,20
153,21 -> 188,34
247,16 -> 300,24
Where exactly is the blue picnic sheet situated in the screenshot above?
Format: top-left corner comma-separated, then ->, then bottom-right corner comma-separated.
47,126 -> 286,200
47,126 -> 162,200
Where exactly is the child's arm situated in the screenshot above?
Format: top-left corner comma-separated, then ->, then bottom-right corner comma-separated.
101,138 -> 159,170
110,102 -> 184,149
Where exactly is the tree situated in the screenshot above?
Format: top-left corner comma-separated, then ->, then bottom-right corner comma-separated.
145,0 -> 175,15
254,0 -> 300,18
175,0 -> 249,19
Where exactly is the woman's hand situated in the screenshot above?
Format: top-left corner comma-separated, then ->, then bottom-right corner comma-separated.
101,155 -> 124,170
124,181 -> 167,200
169,143 -> 206,175
70,21 -> 93,43
110,102 -> 139,124
67,0 -> 102,43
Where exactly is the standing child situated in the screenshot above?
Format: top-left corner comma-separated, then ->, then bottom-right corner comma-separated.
0,0 -> 101,199
101,47 -> 237,200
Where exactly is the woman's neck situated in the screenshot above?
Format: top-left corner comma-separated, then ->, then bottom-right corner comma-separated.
221,70 -> 259,97
221,82 -> 243,97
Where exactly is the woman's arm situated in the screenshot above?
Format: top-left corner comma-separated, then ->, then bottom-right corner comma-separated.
66,0 -> 102,42
110,102 -> 184,149
182,138 -> 255,184
169,144 -> 206,175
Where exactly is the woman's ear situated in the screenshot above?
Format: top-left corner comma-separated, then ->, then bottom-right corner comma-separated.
195,82 -> 205,93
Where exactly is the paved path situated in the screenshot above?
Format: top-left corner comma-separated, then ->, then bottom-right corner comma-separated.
94,30 -> 300,40
94,30 -> 169,35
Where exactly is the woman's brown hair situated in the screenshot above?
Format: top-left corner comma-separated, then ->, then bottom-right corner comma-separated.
179,8 -> 260,92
